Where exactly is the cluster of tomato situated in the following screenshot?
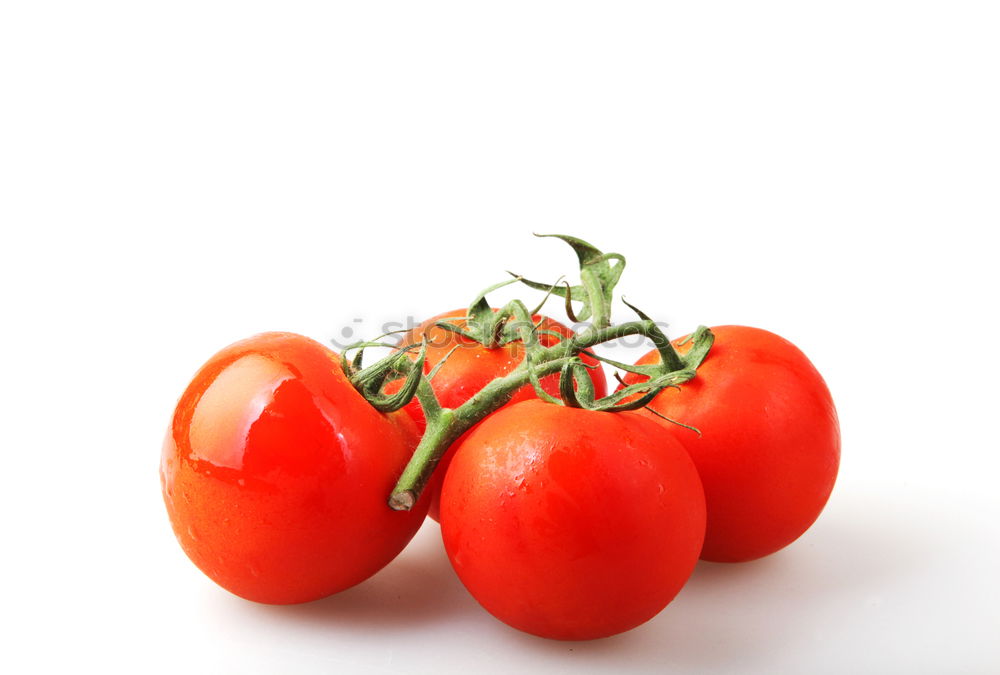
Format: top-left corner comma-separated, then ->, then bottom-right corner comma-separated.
161,237 -> 839,641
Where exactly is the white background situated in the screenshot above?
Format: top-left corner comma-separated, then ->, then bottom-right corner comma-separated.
2,2 -> 998,673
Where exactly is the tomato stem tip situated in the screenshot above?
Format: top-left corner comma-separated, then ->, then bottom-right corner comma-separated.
389,490 -> 416,511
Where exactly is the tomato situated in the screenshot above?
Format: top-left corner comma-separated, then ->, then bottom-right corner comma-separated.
393,309 -> 608,520
439,400 -> 706,640
160,332 -> 428,604
620,325 -> 840,563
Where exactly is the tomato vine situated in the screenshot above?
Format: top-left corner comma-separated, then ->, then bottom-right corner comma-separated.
341,234 -> 715,510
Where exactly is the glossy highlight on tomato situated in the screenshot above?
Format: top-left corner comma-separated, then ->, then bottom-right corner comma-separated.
622,325 -> 840,563
161,332 -> 427,604
440,400 -> 706,640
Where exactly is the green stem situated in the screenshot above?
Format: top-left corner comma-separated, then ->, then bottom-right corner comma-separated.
571,319 -> 651,352
388,319 -> 658,509
387,409 -> 456,510
411,371 -> 443,419
581,267 -> 611,329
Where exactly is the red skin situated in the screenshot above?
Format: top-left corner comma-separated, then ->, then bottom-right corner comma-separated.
621,325 -> 840,563
161,332 -> 427,604
440,400 -> 706,641
394,310 -> 608,520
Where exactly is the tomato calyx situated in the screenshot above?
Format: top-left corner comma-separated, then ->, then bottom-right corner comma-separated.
554,304 -> 715,414
341,338 -> 429,413
430,276 -> 561,350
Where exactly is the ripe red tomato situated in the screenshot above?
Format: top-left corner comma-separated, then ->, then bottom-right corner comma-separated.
439,400 -> 706,640
621,325 -> 840,563
394,309 -> 608,520
161,332 -> 428,604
